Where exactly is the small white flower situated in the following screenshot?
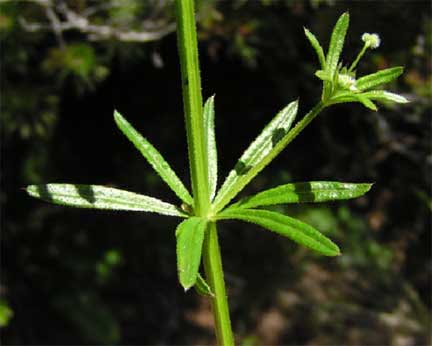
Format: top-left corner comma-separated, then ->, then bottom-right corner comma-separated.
338,73 -> 358,91
362,33 -> 381,49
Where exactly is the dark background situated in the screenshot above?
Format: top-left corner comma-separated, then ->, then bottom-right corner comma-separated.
1,1 -> 431,345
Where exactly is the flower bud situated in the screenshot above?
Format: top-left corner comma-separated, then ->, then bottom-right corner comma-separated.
338,73 -> 358,91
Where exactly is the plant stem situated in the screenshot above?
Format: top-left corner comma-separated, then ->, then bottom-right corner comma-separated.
203,222 -> 234,346
175,0 -> 209,215
174,1 -> 234,345
349,44 -> 367,73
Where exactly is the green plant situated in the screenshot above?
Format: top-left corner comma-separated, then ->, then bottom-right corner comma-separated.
26,3 -> 408,345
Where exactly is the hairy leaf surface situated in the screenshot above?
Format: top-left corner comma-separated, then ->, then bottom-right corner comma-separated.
323,12 -> 349,100
360,90 -> 408,104
213,101 -> 298,212
26,184 -> 187,217
304,28 -> 326,69
176,217 -> 207,290
203,96 -> 218,201
356,67 -> 403,91
218,209 -> 340,256
325,12 -> 349,78
228,181 -> 372,209
114,110 -> 193,205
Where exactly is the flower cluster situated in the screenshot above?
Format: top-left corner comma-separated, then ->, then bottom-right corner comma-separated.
304,13 -> 407,108
362,33 -> 381,49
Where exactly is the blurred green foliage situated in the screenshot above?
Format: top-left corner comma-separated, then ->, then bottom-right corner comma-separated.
1,0 -> 430,345
0,300 -> 13,328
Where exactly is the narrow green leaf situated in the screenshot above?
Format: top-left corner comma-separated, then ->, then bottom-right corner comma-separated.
353,94 -> 378,111
114,110 -> 193,205
304,28 -> 326,69
315,70 -> 332,81
325,12 -> 350,81
218,209 -> 340,256
360,90 -> 409,104
203,95 -> 218,202
213,101 -> 298,212
176,217 -> 207,290
228,181 -> 372,209
328,90 -> 357,104
26,184 -> 187,217
356,67 -> 404,91
194,273 -> 215,297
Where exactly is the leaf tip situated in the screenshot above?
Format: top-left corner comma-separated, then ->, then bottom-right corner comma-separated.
25,185 -> 37,196
332,246 -> 342,257
113,109 -> 127,126
365,183 -> 374,192
181,281 -> 195,292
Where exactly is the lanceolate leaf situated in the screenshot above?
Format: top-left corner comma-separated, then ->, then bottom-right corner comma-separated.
360,90 -> 409,104
329,90 -> 359,104
194,273 -> 215,297
326,12 -> 349,78
304,28 -> 326,69
213,101 -> 298,212
323,12 -> 349,100
26,184 -> 187,217
228,182 -> 372,209
218,209 -> 340,256
352,94 -> 378,111
203,96 -> 218,202
356,67 -> 403,91
315,70 -> 332,82
176,217 -> 207,290
329,89 -> 407,108
114,110 -> 193,205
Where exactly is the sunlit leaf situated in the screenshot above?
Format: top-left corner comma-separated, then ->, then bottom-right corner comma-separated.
304,28 -> 326,69
218,209 -> 340,256
203,95 -> 218,201
326,12 -> 349,77
176,217 -> 207,290
323,12 -> 349,99
114,110 -> 193,205
360,90 -> 409,103
26,184 -> 186,217
228,181 -> 372,209
356,67 -> 403,91
213,101 -> 298,212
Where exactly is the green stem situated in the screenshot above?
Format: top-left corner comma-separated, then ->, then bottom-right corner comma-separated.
175,1 -> 234,345
348,44 -> 368,73
203,223 -> 234,346
278,101 -> 326,152
175,0 -> 209,215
